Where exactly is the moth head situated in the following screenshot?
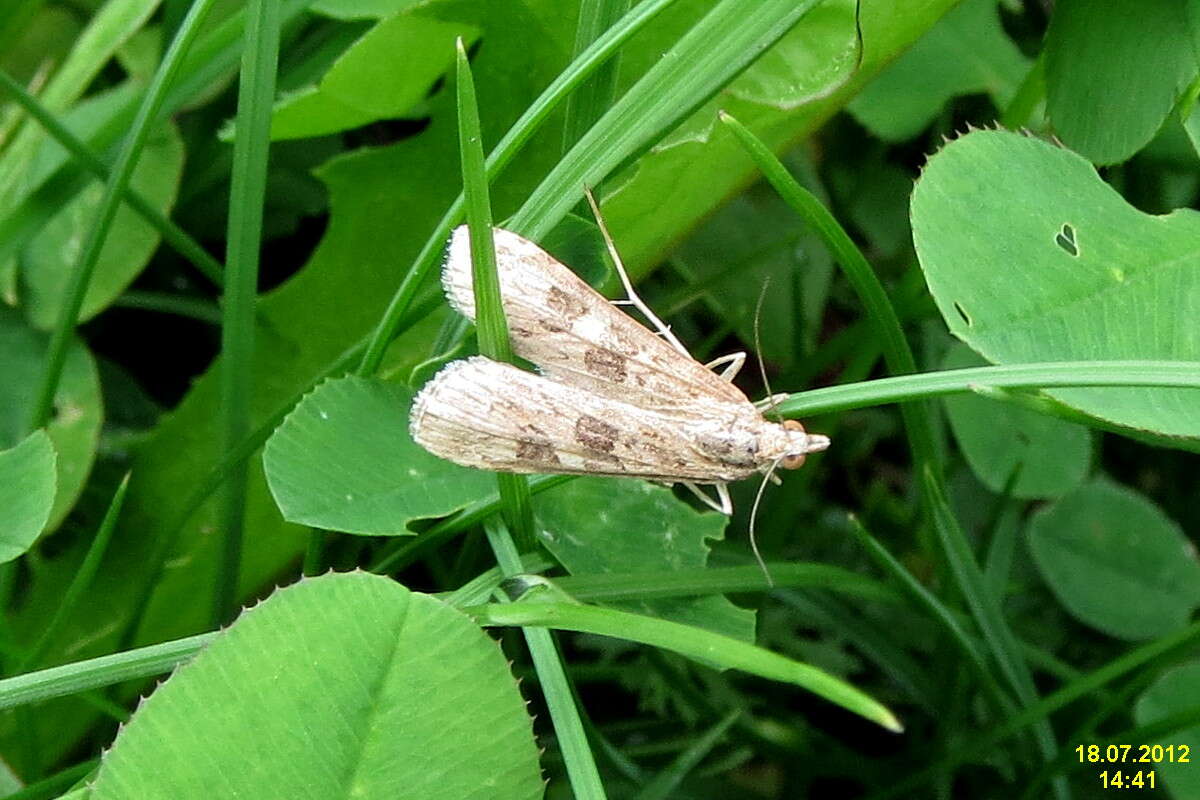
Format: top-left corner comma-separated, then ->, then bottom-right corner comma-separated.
778,419 -> 830,470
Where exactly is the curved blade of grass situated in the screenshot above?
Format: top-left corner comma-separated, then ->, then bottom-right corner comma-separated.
779,361 -> 1200,417
0,69 -> 223,287
509,0 -> 823,239
562,0 -> 629,153
17,474 -> 129,673
0,632 -> 214,712
846,515 -> 1014,715
5,760 -> 96,800
484,519 -> 605,800
869,620 -> 1200,799
24,0 -> 220,435
720,110 -> 1066,785
214,0 -> 282,626
0,1 -> 317,277
457,38 -> 535,551
556,563 -> 901,605
471,601 -> 903,733
357,0 -> 689,376
112,290 -> 222,324
718,110 -> 936,464
0,0 -> 160,202
633,709 -> 740,800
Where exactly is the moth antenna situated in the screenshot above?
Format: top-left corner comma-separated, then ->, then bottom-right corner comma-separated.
583,186 -> 691,357
752,278 -> 779,420
749,456 -> 784,587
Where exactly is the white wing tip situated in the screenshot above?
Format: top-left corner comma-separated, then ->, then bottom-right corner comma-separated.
442,225 -> 473,318
409,356 -> 487,444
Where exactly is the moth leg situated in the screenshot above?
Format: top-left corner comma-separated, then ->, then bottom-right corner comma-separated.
584,187 -> 692,358
704,351 -> 746,382
681,481 -> 733,515
754,393 -> 791,410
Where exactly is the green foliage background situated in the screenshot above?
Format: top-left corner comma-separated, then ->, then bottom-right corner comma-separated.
1,0 -> 1199,797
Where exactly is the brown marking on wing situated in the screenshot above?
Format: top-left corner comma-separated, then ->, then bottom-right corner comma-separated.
575,414 -> 619,452
516,439 -> 560,464
547,285 -> 588,319
584,347 -> 626,382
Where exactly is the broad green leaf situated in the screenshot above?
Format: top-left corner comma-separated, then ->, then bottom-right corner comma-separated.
0,308 -> 101,532
849,0 -> 1029,142
911,129 -> 1200,440
535,478 -> 755,642
941,342 -> 1091,499
1044,0 -> 1197,165
264,375 -> 496,534
266,14 -> 479,141
23,120 -> 184,329
1134,662 -> 1200,798
89,573 -> 542,800
1027,478 -> 1200,640
0,430 -> 56,563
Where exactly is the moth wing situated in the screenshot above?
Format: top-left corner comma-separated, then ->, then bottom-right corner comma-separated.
443,226 -> 750,413
409,357 -> 758,483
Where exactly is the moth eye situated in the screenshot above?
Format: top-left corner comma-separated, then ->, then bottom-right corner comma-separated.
781,419 -> 807,470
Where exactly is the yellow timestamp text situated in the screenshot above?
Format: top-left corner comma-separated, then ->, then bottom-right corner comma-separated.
1098,770 -> 1156,790
1077,744 -> 1190,764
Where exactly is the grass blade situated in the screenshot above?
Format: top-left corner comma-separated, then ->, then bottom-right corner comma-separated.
23,0 -> 220,435
0,68 -> 224,286
484,520 -> 606,800
357,0 -> 688,376
456,37 -> 535,550
18,474 -> 130,672
780,360 -> 1200,417
510,0 -> 823,239
563,0 -> 629,152
214,0 -> 282,626
472,600 -> 903,733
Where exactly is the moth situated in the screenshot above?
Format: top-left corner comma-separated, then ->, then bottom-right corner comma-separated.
410,221 -> 829,515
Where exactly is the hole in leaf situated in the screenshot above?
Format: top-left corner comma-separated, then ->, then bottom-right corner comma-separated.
953,301 -> 971,326
1055,223 -> 1078,256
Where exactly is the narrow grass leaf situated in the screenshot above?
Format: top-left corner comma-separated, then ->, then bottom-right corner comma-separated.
216,0 -> 281,625
473,600 -> 903,733
510,0 -> 823,239
24,0 -> 219,434
0,70 -> 223,286
456,37 -> 535,550
484,520 -> 606,800
779,361 -> 1200,419
562,0 -> 629,152
634,710 -> 739,800
18,473 -> 128,671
